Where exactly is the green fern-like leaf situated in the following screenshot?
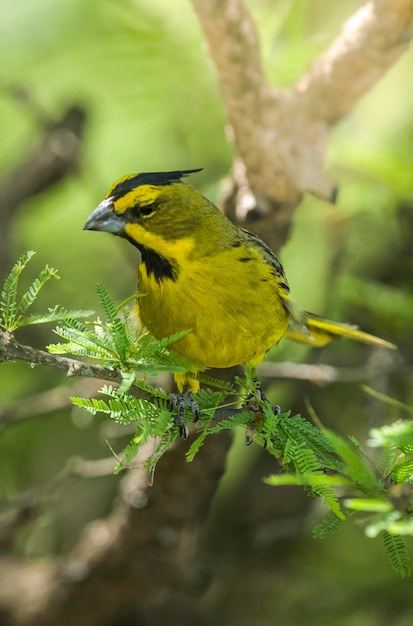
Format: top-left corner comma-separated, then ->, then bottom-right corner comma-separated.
266,411 -> 342,474
0,251 -> 92,331
114,439 -> 140,474
196,388 -> 233,413
382,530 -> 411,577
391,459 -> 413,483
14,265 -> 59,322
133,378 -> 170,400
120,304 -> 139,347
23,305 -> 94,327
291,441 -> 321,475
197,373 -> 237,393
135,331 -> 196,368
369,421 -> 413,451
74,385 -> 178,473
49,323 -> 117,360
313,511 -> 348,539
380,444 -> 400,479
72,387 -> 174,431
1,251 -> 36,330
207,410 -> 253,435
323,430 -> 381,494
294,418 -> 343,472
185,419 -> 214,462
286,441 -> 344,518
96,283 -> 119,324
96,283 -> 129,362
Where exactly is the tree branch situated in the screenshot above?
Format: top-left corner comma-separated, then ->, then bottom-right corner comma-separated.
0,433 -> 231,626
191,0 -> 413,245
0,379 -> 100,431
0,330 -> 122,384
190,0 -> 292,205
258,349 -> 404,385
0,101 -> 86,279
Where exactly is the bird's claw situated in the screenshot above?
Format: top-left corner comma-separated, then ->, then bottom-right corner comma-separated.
169,393 -> 199,439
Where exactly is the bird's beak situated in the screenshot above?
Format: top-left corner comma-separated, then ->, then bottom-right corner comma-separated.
83,197 -> 126,233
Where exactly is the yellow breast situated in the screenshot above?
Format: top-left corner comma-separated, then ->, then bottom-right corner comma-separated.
137,246 -> 289,369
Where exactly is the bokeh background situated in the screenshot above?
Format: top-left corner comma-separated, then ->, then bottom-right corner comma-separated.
1,1 -> 413,624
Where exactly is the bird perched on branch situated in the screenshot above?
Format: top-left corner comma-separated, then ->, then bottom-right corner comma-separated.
84,169 -> 395,433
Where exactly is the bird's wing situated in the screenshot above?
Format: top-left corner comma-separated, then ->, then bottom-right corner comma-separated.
241,228 -> 290,296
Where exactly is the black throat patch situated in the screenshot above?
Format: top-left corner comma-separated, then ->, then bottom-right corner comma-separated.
141,246 -> 177,283
123,235 -> 177,283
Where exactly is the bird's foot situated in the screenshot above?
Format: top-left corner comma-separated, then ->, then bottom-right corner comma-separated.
169,392 -> 200,439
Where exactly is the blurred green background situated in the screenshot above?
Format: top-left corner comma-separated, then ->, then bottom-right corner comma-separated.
1,0 -> 413,624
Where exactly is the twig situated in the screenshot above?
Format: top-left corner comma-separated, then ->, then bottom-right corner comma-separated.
0,330 -> 122,384
258,351 -> 404,385
0,102 -> 86,278
0,456 -> 118,550
0,379 -> 100,431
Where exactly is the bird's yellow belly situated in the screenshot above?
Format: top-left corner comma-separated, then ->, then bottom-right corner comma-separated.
138,256 -> 289,369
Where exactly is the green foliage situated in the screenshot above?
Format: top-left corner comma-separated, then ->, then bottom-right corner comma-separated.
0,251 -> 93,331
72,385 -> 175,473
44,281 -> 236,469
313,511 -> 349,539
2,253 -> 413,576
261,402 -> 413,576
59,290 -> 413,576
382,531 -> 411,578
48,282 -> 201,393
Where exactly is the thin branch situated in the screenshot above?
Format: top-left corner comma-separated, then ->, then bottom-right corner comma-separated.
0,379 -> 100,431
0,457 -> 118,550
0,101 -> 86,278
0,330 -> 122,384
258,350 -> 405,385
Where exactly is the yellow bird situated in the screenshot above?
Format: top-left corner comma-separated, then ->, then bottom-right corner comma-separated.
84,169 -> 395,431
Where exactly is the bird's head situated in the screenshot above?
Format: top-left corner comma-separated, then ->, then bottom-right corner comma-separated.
83,169 -> 215,252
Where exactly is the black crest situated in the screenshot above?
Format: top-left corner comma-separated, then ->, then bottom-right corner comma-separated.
110,169 -> 203,200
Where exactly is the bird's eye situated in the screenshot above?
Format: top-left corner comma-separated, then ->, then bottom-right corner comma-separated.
140,204 -> 156,217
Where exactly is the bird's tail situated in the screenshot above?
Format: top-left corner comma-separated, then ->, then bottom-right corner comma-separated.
284,305 -> 396,350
